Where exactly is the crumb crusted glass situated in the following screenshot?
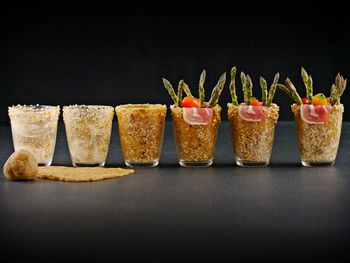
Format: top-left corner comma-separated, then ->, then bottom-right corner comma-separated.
227,103 -> 279,167
8,105 -> 60,166
63,105 -> 114,167
292,104 -> 343,166
171,105 -> 221,167
115,104 -> 167,167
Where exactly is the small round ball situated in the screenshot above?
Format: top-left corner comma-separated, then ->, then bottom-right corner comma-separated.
3,150 -> 38,181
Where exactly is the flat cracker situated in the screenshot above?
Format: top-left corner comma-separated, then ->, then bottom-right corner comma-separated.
37,166 -> 134,182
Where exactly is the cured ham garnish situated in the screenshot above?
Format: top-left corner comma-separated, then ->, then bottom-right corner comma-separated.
183,107 -> 213,125
300,104 -> 332,124
238,104 -> 268,122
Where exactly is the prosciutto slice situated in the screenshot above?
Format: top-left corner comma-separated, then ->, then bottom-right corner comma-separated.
238,105 -> 268,122
183,107 -> 213,125
300,104 -> 332,124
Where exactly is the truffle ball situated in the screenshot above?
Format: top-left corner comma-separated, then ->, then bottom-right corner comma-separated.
3,150 -> 38,181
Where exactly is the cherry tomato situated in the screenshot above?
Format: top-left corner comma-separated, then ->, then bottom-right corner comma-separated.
181,96 -> 201,108
301,98 -> 308,104
251,98 -> 260,106
247,97 -> 260,106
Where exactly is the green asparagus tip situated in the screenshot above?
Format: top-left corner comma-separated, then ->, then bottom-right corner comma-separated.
199,70 -> 206,107
162,78 -> 178,105
301,67 -> 308,76
231,66 -> 237,75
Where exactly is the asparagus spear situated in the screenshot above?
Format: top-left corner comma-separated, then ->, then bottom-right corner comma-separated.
182,81 -> 193,97
162,78 -> 177,105
260,76 -> 268,105
301,67 -> 313,104
246,75 -> 253,104
229,66 -> 239,106
308,75 -> 313,103
199,69 -> 206,107
336,74 -> 347,103
277,84 -> 292,98
282,78 -> 302,104
208,72 -> 227,107
277,83 -> 302,105
330,84 -> 338,105
241,72 -> 248,104
301,67 -> 309,88
266,72 -> 280,106
335,73 -> 341,89
330,73 -> 347,105
177,80 -> 184,107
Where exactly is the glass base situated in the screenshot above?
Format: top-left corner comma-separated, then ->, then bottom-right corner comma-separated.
38,162 -> 52,167
179,159 -> 213,168
235,159 -> 269,167
125,160 -> 159,168
72,162 -> 105,167
301,160 -> 335,167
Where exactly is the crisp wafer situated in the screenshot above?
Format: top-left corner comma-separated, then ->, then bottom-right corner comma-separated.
37,166 -> 134,182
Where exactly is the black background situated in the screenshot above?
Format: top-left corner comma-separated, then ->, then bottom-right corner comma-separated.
1,8 -> 349,123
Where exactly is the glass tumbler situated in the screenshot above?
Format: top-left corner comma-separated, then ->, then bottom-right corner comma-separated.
63,105 -> 114,167
227,103 -> 279,167
292,104 -> 343,166
170,105 -> 221,167
8,105 -> 60,166
115,104 -> 167,167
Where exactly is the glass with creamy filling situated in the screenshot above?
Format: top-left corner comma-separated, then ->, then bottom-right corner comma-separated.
63,105 -> 114,167
228,103 -> 279,167
115,104 -> 167,167
8,105 -> 60,166
292,104 -> 343,166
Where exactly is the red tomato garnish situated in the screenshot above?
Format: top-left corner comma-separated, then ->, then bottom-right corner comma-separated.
251,98 -> 260,106
301,98 -> 308,104
245,97 -> 260,106
181,97 -> 201,108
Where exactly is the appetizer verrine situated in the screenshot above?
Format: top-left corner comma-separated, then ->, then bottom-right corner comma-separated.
278,67 -> 346,166
8,105 -> 60,166
162,70 -> 226,167
63,105 -> 114,167
227,67 -> 280,167
115,104 -> 167,167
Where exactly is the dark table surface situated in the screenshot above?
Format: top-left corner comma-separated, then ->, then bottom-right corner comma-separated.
1,121 -> 349,261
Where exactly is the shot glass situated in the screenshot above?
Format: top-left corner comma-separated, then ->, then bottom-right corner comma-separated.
63,105 -> 114,167
227,103 -> 279,167
170,105 -> 221,167
8,105 -> 60,166
292,104 -> 343,166
115,104 -> 167,167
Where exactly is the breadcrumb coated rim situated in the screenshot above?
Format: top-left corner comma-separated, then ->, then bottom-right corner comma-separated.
115,104 -> 167,112
291,103 -> 344,113
9,104 -> 60,113
63,105 -> 114,111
